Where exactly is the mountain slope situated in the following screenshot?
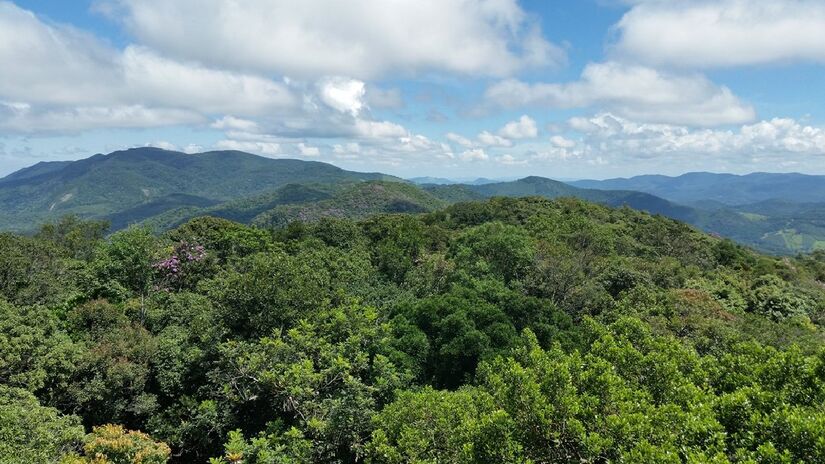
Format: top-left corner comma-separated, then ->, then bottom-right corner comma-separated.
252,181 -> 448,228
423,176 -> 825,255
572,172 -> 825,206
0,147 -> 400,232
429,176 -> 698,222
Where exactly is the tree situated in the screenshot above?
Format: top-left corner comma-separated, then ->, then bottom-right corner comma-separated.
0,386 -> 84,464
0,301 -> 81,397
37,215 -> 109,262
212,303 -> 410,462
61,424 -> 170,464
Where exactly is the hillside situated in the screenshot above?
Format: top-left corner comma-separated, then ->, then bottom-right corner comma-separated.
251,181 -> 448,228
0,147 -> 399,232
458,176 -> 698,221
137,181 -> 448,232
571,173 -> 825,254
6,197 -> 825,462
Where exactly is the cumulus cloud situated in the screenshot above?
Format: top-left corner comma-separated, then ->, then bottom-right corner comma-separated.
333,142 -> 361,156
214,140 -> 283,157
211,116 -> 260,132
0,2 -> 297,132
477,131 -> 513,147
446,133 -> 474,148
297,143 -> 321,157
566,113 -> 825,160
484,62 -> 755,126
121,46 -> 297,115
460,148 -> 489,161
445,117 -> 540,151
613,0 -> 825,68
550,135 -> 576,148
0,102 -> 203,133
498,115 -> 538,139
318,77 -> 366,116
496,154 -> 528,166
103,0 -> 565,78
353,119 -> 409,139
0,2 -> 417,142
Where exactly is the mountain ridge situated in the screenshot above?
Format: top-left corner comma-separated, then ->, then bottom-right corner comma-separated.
4,149 -> 825,255
572,171 -> 825,205
0,147 -> 401,232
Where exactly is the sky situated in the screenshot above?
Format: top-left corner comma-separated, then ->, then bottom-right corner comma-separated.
1,0 -> 825,179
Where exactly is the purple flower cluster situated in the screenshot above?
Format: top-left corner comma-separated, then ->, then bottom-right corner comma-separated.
154,255 -> 181,274
153,241 -> 207,286
184,244 -> 206,262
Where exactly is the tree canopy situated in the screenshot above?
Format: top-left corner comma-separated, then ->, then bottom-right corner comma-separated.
4,197 -> 825,462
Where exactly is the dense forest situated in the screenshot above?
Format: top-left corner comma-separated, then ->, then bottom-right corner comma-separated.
5,197 -> 825,463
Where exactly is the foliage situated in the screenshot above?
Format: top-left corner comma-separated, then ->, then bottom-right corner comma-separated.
3,198 -> 825,463
0,386 -> 84,464
61,424 -> 170,464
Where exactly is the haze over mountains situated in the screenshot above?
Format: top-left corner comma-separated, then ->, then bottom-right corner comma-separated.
572,172 -> 825,206
2,147 -> 825,256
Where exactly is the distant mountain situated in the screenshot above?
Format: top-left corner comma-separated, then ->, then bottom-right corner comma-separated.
0,160 -> 73,183
571,172 -> 825,206
408,176 -> 456,185
0,147 -> 399,232
408,176 -> 512,186
423,176 -> 825,255
428,176 -> 698,222
5,150 -> 825,255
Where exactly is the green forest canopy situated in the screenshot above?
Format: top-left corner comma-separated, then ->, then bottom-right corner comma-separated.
4,197 -> 825,462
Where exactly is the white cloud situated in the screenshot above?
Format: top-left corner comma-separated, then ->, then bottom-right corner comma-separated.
297,143 -> 321,157
477,131 -> 513,147
121,46 -> 297,115
214,140 -> 283,157
0,102 -> 203,133
182,144 -> 203,154
485,61 -> 755,126
498,115 -> 538,139
318,77 -> 366,116
105,0 -> 565,78
0,3 -> 297,132
531,145 -> 587,162
0,3 -> 418,142
211,116 -> 260,132
566,113 -> 825,159
613,0 -> 825,68
497,154 -> 528,165
332,142 -> 361,155
550,135 -> 576,148
460,148 -> 489,161
353,119 -> 408,138
446,132 -> 474,148
0,2 -> 120,106
147,140 -> 178,151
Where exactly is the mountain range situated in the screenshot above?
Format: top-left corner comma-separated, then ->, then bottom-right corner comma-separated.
571,172 -> 825,206
3,147 -> 825,255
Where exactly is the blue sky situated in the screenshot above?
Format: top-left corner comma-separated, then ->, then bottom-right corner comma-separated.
1,0 -> 825,179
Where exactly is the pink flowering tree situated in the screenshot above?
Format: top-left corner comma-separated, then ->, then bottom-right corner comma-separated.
152,241 -> 209,291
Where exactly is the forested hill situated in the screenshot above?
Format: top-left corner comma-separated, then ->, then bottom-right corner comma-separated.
5,197 -> 825,462
0,147 -> 397,232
